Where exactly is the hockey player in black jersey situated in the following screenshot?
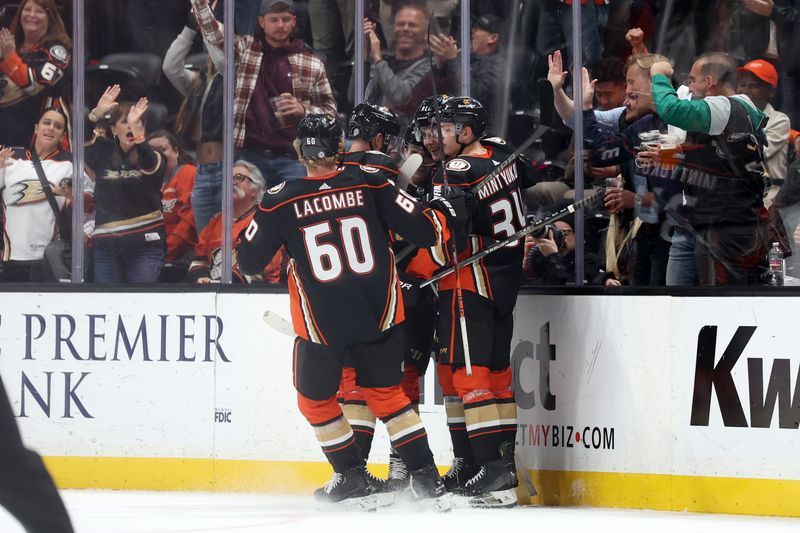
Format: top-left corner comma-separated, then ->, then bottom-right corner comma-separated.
338,103 -> 445,492
415,96 -> 546,507
237,114 -> 461,511
344,102 -> 401,159
319,102 -> 406,490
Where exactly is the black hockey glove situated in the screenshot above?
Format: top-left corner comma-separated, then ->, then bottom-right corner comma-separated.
428,186 -> 469,227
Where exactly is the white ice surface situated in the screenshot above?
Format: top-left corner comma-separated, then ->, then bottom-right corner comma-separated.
2,490 -> 800,533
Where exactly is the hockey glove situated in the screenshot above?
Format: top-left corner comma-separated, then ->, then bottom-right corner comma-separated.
428,188 -> 468,227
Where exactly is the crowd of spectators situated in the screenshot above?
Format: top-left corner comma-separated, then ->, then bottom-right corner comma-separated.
0,0 -> 797,287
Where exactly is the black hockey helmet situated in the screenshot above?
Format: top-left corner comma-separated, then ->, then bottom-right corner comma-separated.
439,96 -> 487,138
347,102 -> 401,141
297,114 -> 342,159
404,123 -> 423,149
411,94 -> 451,141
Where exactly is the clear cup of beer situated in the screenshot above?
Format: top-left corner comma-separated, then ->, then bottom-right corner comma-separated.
657,133 -> 681,169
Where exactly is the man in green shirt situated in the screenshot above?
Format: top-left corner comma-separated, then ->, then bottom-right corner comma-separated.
648,53 -> 770,286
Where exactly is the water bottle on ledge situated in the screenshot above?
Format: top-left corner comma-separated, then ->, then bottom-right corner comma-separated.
766,242 -> 785,287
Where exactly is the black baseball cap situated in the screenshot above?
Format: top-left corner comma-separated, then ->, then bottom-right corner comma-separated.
260,0 -> 294,15
473,14 -> 501,35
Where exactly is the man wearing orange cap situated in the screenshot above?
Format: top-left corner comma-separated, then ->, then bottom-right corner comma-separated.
737,59 -> 791,206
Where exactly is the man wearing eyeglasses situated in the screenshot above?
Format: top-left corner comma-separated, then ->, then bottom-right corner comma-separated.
188,160 -> 283,284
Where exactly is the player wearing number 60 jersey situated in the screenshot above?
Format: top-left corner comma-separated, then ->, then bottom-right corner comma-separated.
236,114 -> 457,511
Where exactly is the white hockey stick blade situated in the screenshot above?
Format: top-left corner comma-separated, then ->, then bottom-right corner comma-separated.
262,310 -> 294,337
396,153 -> 423,190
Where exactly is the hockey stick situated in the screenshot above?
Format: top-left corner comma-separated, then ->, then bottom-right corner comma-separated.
421,189 -> 606,288
471,78 -> 557,197
427,21 -> 472,376
263,310 -> 294,337
396,152 -> 423,190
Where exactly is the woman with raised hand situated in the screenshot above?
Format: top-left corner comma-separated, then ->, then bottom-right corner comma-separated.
0,0 -> 72,149
85,85 -> 167,283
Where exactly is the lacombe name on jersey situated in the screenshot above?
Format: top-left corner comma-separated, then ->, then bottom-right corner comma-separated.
477,162 -> 519,200
293,189 -> 365,219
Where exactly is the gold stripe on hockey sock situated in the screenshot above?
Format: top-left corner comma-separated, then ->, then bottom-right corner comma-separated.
497,399 -> 517,429
385,408 -> 426,445
341,403 -> 377,431
463,401 -> 503,435
313,416 -> 354,451
444,396 -> 465,425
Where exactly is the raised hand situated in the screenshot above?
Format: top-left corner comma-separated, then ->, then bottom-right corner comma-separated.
429,33 -> 458,66
649,60 -> 673,79
0,28 -> 14,59
581,67 -> 597,111
127,97 -> 148,126
625,27 -> 647,55
547,51 -> 568,92
94,85 -> 121,117
364,18 -> 382,63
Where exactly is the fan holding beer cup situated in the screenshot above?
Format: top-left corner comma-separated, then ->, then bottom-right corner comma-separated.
635,130 -> 682,171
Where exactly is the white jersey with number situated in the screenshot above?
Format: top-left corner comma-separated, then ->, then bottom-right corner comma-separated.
1,148 -> 73,261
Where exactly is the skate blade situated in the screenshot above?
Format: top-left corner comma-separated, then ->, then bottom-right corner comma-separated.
466,488 -> 517,509
417,493 -> 454,512
315,493 -> 387,512
386,490 -> 453,512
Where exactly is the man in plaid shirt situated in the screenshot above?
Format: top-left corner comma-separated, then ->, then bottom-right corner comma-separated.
191,0 -> 337,186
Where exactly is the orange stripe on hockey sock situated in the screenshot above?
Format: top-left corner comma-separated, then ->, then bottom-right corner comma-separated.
469,428 -> 505,439
394,431 -> 428,448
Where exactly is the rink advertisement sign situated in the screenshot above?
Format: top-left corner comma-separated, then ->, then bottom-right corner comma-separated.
513,295 -> 800,515
0,291 -> 453,490
4,290 -> 800,515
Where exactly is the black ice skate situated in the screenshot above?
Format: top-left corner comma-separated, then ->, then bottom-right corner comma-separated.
441,456 -> 481,494
312,465 -> 394,511
461,457 -> 518,508
386,448 -> 410,492
408,465 -> 453,512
